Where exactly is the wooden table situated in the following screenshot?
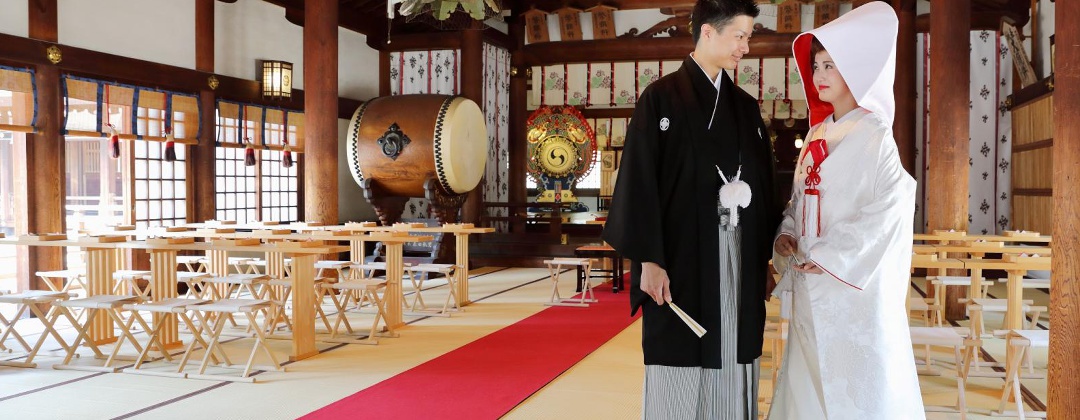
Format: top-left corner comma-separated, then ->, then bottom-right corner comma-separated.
574,245 -> 624,293
913,233 -> 1052,243
958,256 -> 1051,330
306,223 -> 495,307
0,237 -> 349,361
912,244 -> 1052,256
165,222 -> 494,308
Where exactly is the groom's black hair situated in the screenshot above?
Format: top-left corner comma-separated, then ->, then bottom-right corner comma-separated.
691,0 -> 760,43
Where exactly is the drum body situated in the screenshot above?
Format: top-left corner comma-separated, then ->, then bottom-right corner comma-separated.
347,94 -> 487,198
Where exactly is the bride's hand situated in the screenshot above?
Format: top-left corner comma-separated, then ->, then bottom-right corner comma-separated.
792,262 -> 824,275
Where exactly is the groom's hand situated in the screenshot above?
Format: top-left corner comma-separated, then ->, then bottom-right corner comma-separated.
641,262 -> 671,305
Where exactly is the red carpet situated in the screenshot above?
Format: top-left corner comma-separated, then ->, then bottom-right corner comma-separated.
302,283 -> 637,420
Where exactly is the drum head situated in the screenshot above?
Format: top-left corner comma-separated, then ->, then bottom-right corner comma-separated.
435,97 -> 487,194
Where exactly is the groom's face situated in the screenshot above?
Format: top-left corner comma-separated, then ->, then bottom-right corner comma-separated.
700,15 -> 754,71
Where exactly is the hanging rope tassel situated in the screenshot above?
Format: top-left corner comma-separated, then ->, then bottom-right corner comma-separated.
801,139 -> 829,237
164,129 -> 177,162
245,138 -> 257,166
106,123 -> 120,159
282,144 -> 294,168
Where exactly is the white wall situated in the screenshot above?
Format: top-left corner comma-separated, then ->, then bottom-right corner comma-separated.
339,27 -> 379,101
0,0 -> 29,38
59,0 -> 195,69
1035,0 -> 1054,79
215,0 -> 304,88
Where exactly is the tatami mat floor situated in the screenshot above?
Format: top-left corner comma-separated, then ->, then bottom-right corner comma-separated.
0,270 -> 1050,419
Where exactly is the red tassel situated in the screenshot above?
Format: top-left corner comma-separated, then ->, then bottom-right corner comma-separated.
282,146 -> 294,168
164,130 -> 177,162
106,124 -> 120,159
245,141 -> 256,167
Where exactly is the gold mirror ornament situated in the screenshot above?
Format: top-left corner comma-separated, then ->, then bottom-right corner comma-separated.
46,45 -> 62,64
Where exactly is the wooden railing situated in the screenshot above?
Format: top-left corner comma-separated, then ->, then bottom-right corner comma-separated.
480,202 -> 576,236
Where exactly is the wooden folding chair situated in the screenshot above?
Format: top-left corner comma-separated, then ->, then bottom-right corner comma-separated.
910,326 -> 978,420
992,329 -> 1049,419
0,290 -> 73,368
122,298 -> 216,379
113,270 -> 153,299
36,270 -> 85,293
315,260 -> 351,283
177,255 -> 208,273
178,271 -> 212,299
323,265 -> 396,345
406,263 -> 458,316
929,276 -> 994,325
180,299 -> 283,382
543,258 -> 597,307
50,295 -> 146,373
265,277 -> 334,335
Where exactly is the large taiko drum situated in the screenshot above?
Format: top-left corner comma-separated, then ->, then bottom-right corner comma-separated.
347,95 -> 487,198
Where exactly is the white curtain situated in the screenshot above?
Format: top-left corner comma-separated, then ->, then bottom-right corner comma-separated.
914,31 -> 1013,234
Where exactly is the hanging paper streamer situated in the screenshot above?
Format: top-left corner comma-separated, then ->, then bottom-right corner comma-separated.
801,139 -> 828,237
106,123 -> 120,159
164,129 -> 177,162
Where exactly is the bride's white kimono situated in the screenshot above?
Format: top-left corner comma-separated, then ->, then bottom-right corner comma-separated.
768,3 -> 925,420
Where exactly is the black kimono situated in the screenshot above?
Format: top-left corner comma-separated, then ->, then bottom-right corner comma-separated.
602,56 -> 781,369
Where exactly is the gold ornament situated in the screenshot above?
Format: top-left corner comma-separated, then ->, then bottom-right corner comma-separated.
46,45 -> 62,64
208,75 -> 220,90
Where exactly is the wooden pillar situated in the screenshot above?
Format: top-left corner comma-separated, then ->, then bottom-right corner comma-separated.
16,0 -> 64,292
893,0 -> 917,175
1050,0 -> 1080,413
191,0 -> 217,223
927,0 -> 969,321
460,28 -> 484,224
379,51 -> 391,97
508,19 -> 528,233
303,0 -> 339,225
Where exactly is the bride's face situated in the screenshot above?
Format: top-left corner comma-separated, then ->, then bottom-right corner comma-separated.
811,50 -> 853,105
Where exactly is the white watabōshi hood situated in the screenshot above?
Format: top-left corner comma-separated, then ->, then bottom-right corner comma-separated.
792,2 -> 898,127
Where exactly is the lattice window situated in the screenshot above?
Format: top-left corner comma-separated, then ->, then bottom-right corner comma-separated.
215,146 -> 257,223
134,140 -> 186,229
260,149 -> 299,222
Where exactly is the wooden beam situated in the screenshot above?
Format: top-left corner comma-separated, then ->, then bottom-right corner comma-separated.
303,0 -> 340,226
914,9 -> 1029,32
262,0 -> 386,37
371,31 -> 464,51
894,0 -> 917,175
28,0 -> 58,42
1051,0 -> 1080,415
513,0 -> 696,14
521,33 -> 797,66
369,27 -> 513,52
0,33 -> 363,119
927,0 -> 971,321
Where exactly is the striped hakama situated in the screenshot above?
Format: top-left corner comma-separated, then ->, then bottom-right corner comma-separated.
642,227 -> 760,420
